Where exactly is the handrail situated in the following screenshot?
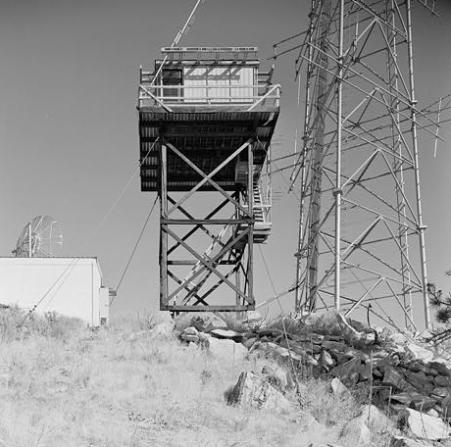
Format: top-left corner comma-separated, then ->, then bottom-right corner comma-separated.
138,83 -> 281,108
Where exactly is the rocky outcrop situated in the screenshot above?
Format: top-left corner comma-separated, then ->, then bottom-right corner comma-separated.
225,371 -> 292,414
175,310 -> 451,443
398,407 -> 450,440
244,311 -> 451,427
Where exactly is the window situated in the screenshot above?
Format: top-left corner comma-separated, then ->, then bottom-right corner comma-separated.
162,69 -> 183,100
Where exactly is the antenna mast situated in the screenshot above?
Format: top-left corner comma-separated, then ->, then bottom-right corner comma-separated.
293,0 -> 432,329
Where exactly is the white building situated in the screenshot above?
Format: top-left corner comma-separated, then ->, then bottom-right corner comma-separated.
0,257 -> 110,326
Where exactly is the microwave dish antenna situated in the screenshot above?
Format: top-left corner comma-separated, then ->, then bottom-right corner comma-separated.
13,215 -> 63,258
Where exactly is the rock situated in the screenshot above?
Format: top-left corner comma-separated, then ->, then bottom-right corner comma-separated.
426,409 -> 439,418
409,395 -> 437,412
173,313 -> 196,332
405,344 -> 434,363
330,358 -> 364,387
339,417 -> 371,445
406,360 -> 428,374
330,377 -> 352,399
190,313 -> 228,332
390,436 -> 434,447
382,366 -> 410,391
180,326 -> 200,343
429,361 -> 451,377
208,338 -> 247,362
398,408 -> 450,440
225,371 -> 292,413
301,311 -> 366,344
183,326 -> 199,336
250,341 -> 307,370
181,334 -> 199,343
319,350 -> 335,371
390,393 -> 436,412
434,374 -> 450,387
404,370 -> 434,393
359,404 -> 393,433
210,328 -> 243,342
431,387 -> 449,399
261,363 -> 290,392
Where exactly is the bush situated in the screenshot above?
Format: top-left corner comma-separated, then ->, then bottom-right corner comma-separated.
0,305 -> 85,343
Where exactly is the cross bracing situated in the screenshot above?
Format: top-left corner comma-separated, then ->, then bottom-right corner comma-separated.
287,0 -> 437,329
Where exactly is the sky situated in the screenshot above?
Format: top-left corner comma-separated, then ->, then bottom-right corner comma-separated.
1,0 -> 451,325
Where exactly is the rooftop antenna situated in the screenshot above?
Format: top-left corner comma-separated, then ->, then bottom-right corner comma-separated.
13,215 -> 63,258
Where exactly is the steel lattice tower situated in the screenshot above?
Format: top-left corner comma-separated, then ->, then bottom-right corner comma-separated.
290,0 -> 437,330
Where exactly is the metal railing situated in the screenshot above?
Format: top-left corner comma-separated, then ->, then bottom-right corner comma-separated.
240,179 -> 272,225
138,70 -> 280,112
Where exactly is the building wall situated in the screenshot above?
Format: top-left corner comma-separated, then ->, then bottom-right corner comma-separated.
0,257 -> 108,326
182,65 -> 255,103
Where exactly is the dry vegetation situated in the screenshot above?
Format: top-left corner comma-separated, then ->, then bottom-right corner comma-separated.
0,308 -> 387,446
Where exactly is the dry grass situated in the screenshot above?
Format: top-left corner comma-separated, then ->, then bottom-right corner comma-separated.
0,310 -> 392,446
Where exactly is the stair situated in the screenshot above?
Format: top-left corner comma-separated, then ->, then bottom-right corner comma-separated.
235,179 -> 272,247
177,224 -> 233,305
252,181 -> 271,243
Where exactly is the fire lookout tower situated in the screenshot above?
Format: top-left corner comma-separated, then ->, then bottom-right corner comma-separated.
137,47 -> 280,312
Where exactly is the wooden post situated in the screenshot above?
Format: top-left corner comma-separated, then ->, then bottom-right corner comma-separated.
160,143 -> 169,308
247,142 -> 254,306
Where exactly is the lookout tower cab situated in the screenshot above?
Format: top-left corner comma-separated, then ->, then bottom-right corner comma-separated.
137,47 -> 280,312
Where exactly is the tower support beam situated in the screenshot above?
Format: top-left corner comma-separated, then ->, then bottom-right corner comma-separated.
294,0 -> 430,329
158,139 -> 257,312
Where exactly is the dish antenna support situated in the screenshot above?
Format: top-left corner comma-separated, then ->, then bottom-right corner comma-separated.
13,215 -> 63,258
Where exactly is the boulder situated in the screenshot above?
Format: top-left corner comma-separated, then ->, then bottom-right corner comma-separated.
261,362 -> 292,392
383,366 -> 410,391
398,408 -> 450,440
426,409 -> 439,418
182,326 -> 199,336
208,338 -> 247,362
330,358 -> 364,387
359,404 -> 393,434
173,313 -> 196,332
330,377 -> 352,400
390,393 -> 436,412
225,371 -> 292,413
405,344 -> 434,363
301,311 -> 366,344
210,328 -> 243,342
431,387 -> 449,399
249,341 -> 307,369
429,360 -> 451,377
319,350 -> 335,371
404,370 -> 434,393
190,313 -> 228,332
339,417 -> 371,445
180,326 -> 200,343
181,334 -> 199,343
406,360 -> 428,374
434,374 -> 450,387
